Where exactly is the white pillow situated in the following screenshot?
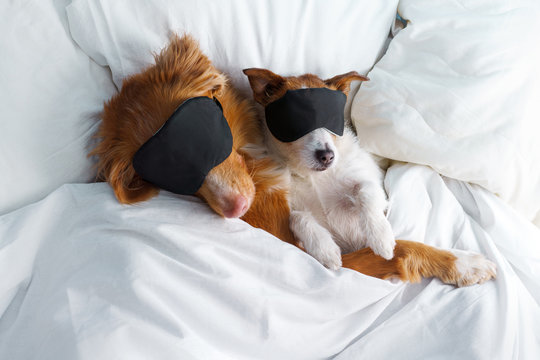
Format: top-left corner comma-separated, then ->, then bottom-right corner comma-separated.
66,0 -> 398,92
0,0 -> 116,215
351,0 -> 540,226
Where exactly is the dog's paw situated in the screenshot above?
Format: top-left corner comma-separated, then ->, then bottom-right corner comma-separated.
307,240 -> 342,270
290,211 -> 342,270
450,249 -> 497,287
366,218 -> 396,260
370,238 -> 395,260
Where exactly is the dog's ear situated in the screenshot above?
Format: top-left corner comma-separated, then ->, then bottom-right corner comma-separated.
243,68 -> 286,106
210,82 -> 224,98
324,71 -> 369,95
107,158 -> 160,204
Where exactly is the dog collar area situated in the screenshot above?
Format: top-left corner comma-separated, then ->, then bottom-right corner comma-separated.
264,88 -> 346,143
132,96 -> 232,195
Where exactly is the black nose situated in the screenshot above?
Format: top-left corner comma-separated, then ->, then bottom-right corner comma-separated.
315,149 -> 334,166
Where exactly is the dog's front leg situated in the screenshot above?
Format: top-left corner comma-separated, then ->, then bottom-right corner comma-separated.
349,181 -> 396,260
290,210 -> 342,270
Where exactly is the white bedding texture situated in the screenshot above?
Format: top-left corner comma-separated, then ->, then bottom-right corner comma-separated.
1,165 -> 539,359
0,0 -> 116,216
65,0 -> 398,93
1,0 -> 540,359
351,0 -> 540,227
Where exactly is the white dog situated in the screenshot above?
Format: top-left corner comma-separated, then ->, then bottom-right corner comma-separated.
243,69 -> 395,269
269,126 -> 394,270
243,69 -> 496,286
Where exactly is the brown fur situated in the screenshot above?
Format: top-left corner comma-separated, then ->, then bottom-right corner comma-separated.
241,187 -> 296,245
91,34 -> 256,216
93,35 -> 480,286
342,240 -> 460,283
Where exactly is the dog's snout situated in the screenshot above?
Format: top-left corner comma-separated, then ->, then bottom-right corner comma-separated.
222,195 -> 249,218
315,149 -> 334,166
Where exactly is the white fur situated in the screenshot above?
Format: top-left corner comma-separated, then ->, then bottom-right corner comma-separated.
266,126 -> 396,269
451,249 -> 497,287
290,210 -> 342,270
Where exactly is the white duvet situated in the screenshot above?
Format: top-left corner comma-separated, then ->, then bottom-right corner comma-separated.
1,163 -> 539,359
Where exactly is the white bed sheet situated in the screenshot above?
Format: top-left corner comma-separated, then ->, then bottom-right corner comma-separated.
0,0 -> 116,215
1,163 -> 539,359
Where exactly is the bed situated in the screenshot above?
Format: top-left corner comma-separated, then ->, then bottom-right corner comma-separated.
1,1 -> 539,359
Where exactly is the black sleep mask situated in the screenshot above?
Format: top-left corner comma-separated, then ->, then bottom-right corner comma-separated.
132,97 -> 232,195
264,88 -> 346,142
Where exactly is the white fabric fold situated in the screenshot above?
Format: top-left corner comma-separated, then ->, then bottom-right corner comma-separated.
1,163 -> 538,359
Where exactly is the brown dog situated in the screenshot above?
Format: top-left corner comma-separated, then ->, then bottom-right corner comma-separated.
91,34 -> 258,218
92,34 -> 494,286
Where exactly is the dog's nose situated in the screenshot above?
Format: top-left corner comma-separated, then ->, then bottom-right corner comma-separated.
315,149 -> 334,166
222,195 -> 249,218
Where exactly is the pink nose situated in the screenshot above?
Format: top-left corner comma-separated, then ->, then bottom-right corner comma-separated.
222,195 -> 249,218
